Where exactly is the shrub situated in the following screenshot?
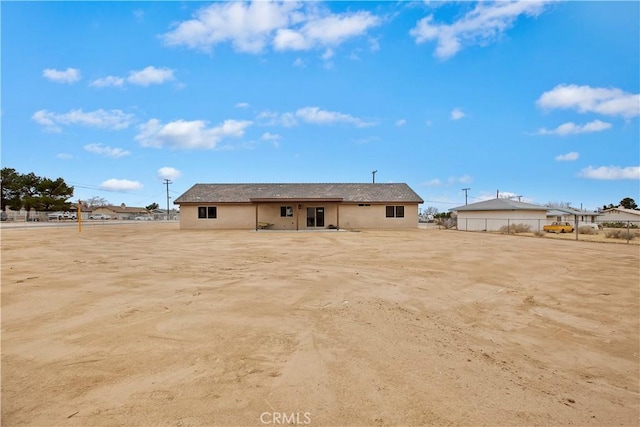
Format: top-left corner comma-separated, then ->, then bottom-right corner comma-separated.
533,230 -> 546,237
604,229 -> 639,240
578,226 -> 598,235
499,223 -> 532,234
602,222 -> 639,229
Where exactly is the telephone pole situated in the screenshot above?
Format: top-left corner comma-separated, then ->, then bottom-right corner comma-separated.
372,170 -> 377,183
462,188 -> 470,205
516,195 -> 523,202
164,179 -> 172,220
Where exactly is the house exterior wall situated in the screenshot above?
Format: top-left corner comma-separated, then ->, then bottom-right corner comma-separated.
456,210 -> 548,232
546,213 -> 599,223
179,202 -> 420,230
339,203 -> 419,229
600,210 -> 640,223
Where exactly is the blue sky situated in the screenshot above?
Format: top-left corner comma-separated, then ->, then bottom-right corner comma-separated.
2,1 -> 638,212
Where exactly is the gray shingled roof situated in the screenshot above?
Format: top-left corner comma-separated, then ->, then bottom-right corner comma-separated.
450,198 -> 547,212
175,183 -> 424,204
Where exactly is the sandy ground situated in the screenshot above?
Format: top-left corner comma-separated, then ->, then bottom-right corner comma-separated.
1,223 -> 639,426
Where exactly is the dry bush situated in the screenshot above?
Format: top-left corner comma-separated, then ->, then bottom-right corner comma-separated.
499,223 -> 532,234
605,229 -> 639,240
533,230 -> 546,237
578,226 -> 598,235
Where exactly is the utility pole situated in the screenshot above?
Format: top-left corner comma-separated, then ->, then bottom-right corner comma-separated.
462,188 -> 470,205
164,179 -> 172,221
372,170 -> 377,184
516,195 -> 523,202
496,189 -> 499,199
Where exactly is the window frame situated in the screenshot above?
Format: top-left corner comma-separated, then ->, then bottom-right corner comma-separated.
198,206 -> 217,219
280,206 -> 294,217
385,205 -> 405,218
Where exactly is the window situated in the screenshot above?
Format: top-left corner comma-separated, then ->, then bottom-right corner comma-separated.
358,203 -> 371,207
198,206 -> 217,219
280,206 -> 293,217
386,205 -> 405,218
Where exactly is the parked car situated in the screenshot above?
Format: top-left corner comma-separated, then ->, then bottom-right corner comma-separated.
135,216 -> 152,221
89,214 -> 111,220
543,222 -> 574,233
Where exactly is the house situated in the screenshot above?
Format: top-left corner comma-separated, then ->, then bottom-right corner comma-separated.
92,203 -> 150,220
546,207 -> 602,224
450,198 -> 548,231
599,207 -> 640,224
173,183 -> 424,230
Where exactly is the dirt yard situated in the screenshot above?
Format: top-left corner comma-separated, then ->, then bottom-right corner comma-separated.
2,223 -> 639,426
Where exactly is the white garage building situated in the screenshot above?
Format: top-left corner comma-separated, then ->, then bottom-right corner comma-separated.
450,198 -> 548,232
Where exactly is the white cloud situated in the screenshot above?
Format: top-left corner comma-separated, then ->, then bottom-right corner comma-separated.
133,9 -> 144,22
157,167 -> 182,181
424,178 -> 443,187
424,175 -> 472,187
56,153 -> 73,160
537,84 -> 640,118
261,132 -> 281,141
100,179 -> 143,191
293,58 -> 306,68
84,143 -> 131,158
295,106 -> 374,127
274,11 -> 381,51
395,119 -> 407,127
555,152 -> 579,162
43,68 -> 81,84
162,1 -> 379,54
536,119 -> 612,136
90,76 -> 125,87
127,66 -> 175,86
410,1 -> 550,59
32,109 -> 135,132
321,48 -> 334,60
235,102 -> 250,108
135,118 -> 252,150
450,108 -> 466,120
578,166 -> 640,180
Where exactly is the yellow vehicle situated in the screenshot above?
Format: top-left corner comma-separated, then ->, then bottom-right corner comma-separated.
543,221 -> 574,233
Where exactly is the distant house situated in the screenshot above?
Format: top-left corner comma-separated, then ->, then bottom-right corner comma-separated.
599,207 -> 640,224
173,183 -> 424,230
450,198 -> 548,231
92,203 -> 149,220
546,207 -> 602,224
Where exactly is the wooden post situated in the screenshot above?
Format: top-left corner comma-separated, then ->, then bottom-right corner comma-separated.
77,201 -> 82,233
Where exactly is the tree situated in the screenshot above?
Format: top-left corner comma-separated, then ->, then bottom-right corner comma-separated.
545,201 -> 572,208
1,168 -> 22,211
85,196 -> 109,208
423,206 -> 439,216
146,202 -> 159,211
0,168 -> 74,219
619,197 -> 638,210
36,178 -> 74,211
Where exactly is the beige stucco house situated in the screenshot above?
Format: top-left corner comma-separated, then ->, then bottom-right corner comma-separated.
546,207 -> 602,224
599,207 -> 640,224
174,183 -> 424,230
450,198 -> 548,232
92,204 -> 150,220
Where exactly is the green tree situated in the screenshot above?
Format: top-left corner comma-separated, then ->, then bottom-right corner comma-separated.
1,168 -> 23,211
0,168 -> 74,219
146,202 -> 159,211
35,178 -> 74,211
619,197 -> 638,210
